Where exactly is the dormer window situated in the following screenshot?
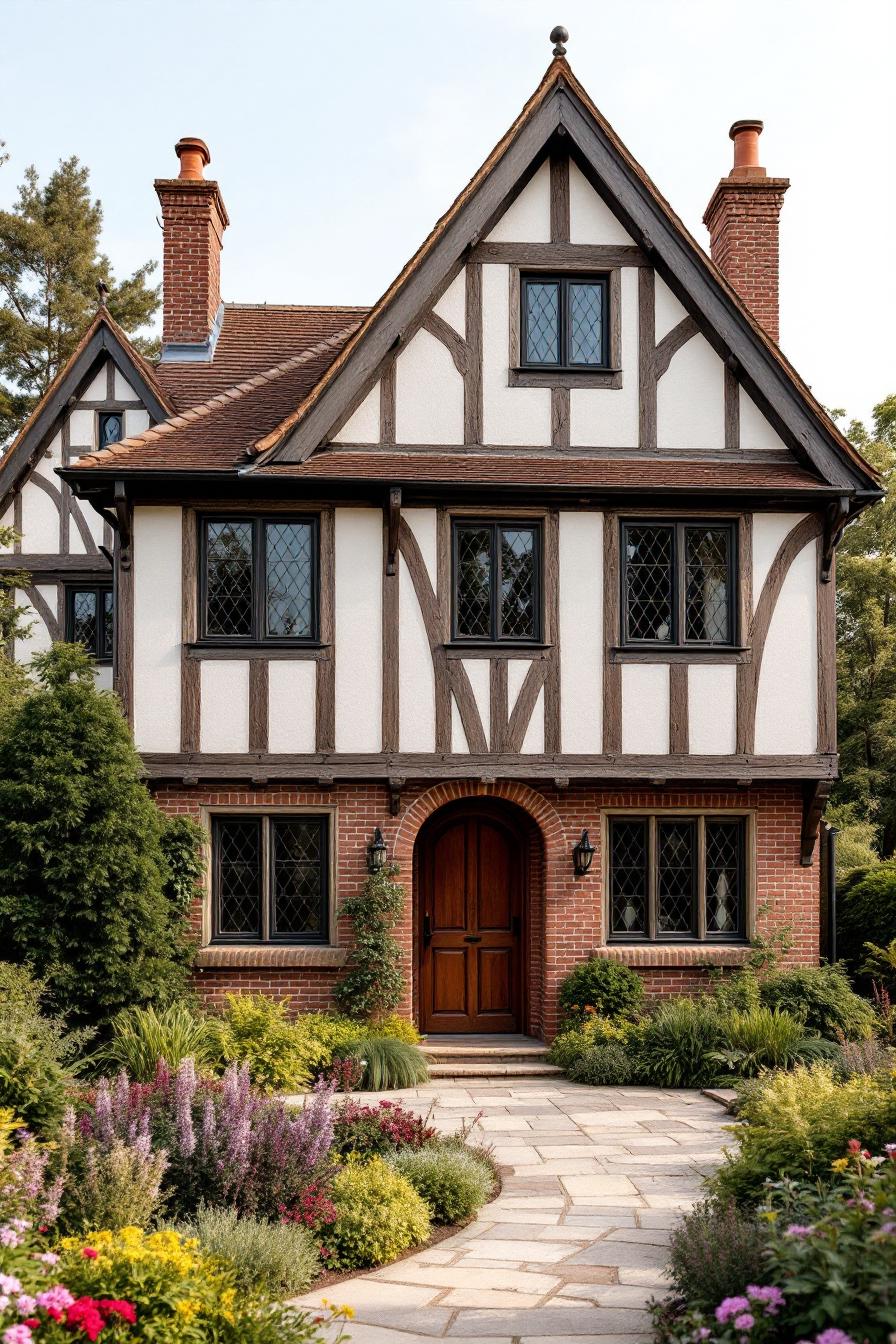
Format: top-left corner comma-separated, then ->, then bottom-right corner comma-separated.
521,274 -> 608,370
98,412 -> 123,448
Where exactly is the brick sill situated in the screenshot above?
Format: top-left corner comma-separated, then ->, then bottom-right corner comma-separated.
194,946 -> 349,970
591,944 -> 751,969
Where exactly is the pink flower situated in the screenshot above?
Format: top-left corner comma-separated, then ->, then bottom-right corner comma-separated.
81,1247 -> 98,1259
0,1228 -> 21,1248
15,1297 -> 36,1316
715,1296 -> 750,1324
734,1314 -> 755,1329
814,1332 -> 856,1344
38,1252 -> 59,1266
0,1275 -> 22,1295
785,1223 -> 815,1238
36,1286 -> 74,1313
3,1326 -> 35,1344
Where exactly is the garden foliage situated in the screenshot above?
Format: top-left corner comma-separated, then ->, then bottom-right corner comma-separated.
177,1206 -> 320,1300
390,1143 -> 494,1223
334,864 -> 407,1021
557,957 -> 644,1025
323,1157 -> 431,1270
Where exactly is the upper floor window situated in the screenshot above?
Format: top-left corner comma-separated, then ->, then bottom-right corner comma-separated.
621,521 -> 736,648
453,520 -> 542,643
66,584 -> 113,662
212,813 -> 329,944
521,274 -> 608,370
609,813 -> 747,942
200,517 -> 318,643
98,412 -> 123,448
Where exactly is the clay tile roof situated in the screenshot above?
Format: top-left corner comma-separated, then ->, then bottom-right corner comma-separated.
74,323 -> 362,472
156,303 -> 369,410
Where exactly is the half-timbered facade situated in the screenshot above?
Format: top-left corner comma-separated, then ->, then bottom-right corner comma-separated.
8,49 -> 879,1037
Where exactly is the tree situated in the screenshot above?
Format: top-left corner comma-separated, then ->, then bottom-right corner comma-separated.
0,153 -> 159,445
0,644 -> 195,1029
0,523 -> 31,728
834,395 -> 896,855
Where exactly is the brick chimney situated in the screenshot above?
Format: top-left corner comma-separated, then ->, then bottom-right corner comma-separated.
703,121 -> 789,343
155,137 -> 229,356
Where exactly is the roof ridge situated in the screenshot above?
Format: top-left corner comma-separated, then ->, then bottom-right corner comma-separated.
73,322 -> 361,467
223,302 -> 369,312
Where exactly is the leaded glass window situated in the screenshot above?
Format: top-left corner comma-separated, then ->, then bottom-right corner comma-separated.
212,814 -> 329,944
453,521 -> 540,642
66,584 -> 113,661
521,275 -> 608,369
621,521 -> 736,647
201,517 -> 318,643
609,814 -> 746,942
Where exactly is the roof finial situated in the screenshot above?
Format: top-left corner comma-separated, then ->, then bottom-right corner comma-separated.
550,25 -> 568,56
96,279 -> 109,309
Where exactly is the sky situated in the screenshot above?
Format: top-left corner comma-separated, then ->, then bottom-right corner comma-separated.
1,0 -> 893,426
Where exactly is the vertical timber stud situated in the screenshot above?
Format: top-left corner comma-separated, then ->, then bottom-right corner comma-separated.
180,508 -> 200,752
603,512 -> 621,753
638,268 -> 656,450
544,510 -> 561,752
669,662 -> 688,753
379,359 -> 396,445
113,481 -> 134,726
724,361 -> 740,450
315,507 -> 336,752
550,152 -> 571,449
435,508 -> 452,751
464,263 -> 483,443
248,660 -> 269,753
816,534 -> 837,754
382,490 -> 400,753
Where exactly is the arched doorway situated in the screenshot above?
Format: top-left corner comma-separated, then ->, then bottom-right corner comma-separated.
415,798 -> 532,1034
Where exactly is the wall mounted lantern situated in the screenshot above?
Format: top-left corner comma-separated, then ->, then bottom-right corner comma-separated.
367,827 -> 387,874
572,829 -> 595,878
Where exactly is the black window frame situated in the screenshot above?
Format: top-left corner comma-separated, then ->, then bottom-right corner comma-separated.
211,812 -> 330,946
65,582 -> 114,663
607,813 -> 747,944
620,519 -> 738,649
198,514 -> 320,646
520,273 -> 610,371
451,518 -> 544,645
98,411 -> 124,449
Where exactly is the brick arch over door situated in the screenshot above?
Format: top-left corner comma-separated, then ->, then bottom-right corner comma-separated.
394,781 -> 579,1038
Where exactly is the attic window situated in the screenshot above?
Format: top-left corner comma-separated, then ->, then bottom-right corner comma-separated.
521,274 -> 608,369
98,412 -> 123,448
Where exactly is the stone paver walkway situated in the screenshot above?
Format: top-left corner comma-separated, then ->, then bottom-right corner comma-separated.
297,1077 -> 729,1344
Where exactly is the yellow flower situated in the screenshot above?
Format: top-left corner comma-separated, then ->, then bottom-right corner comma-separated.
174,1299 -> 200,1321
760,1209 -> 778,1221
831,1158 -> 849,1172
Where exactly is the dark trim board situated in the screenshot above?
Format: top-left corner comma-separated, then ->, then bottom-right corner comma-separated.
0,553 -> 110,576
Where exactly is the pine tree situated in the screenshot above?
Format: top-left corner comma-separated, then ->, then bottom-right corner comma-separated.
0,153 -> 160,444
0,644 -> 194,1029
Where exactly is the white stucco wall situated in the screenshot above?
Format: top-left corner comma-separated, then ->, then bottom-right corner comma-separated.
520,687 -> 545,753
398,554 -> 436,751
568,161 -> 633,245
654,276 -> 689,342
200,661 -> 250,753
656,332 -> 725,450
20,482 -> 59,552
752,513 -> 806,610
126,409 -> 150,438
688,664 -> 737,754
740,391 -> 788,451
334,508 -> 382,751
267,661 -> 317,754
570,267 -> 639,448
463,658 -> 491,748
755,539 -> 817,754
482,264 -> 551,445
395,329 -> 464,444
132,507 -> 182,752
333,383 -> 380,444
81,367 -> 106,401
485,160 -> 551,243
621,663 -> 670,754
13,585 -> 56,663
68,409 -> 94,446
559,511 -> 602,752
114,369 -> 136,401
433,271 -> 466,336
451,695 -> 469,753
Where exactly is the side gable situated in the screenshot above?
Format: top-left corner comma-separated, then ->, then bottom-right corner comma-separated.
250,59 -> 878,500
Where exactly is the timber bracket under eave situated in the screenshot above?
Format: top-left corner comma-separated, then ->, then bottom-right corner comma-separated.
821,495 -> 850,583
800,779 -> 832,866
99,480 -> 132,571
386,485 -> 402,576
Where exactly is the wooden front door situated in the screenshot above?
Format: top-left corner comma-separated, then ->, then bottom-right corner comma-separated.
419,805 -> 523,1033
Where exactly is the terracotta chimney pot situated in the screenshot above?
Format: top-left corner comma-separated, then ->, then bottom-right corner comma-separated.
175,136 -> 211,181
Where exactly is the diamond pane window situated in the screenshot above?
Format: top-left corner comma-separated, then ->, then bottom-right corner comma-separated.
610,819 -> 648,934
66,584 -> 113,661
99,412 -> 123,448
624,525 -> 674,642
685,527 -> 732,644
265,522 -> 314,638
657,821 -> 696,935
212,814 -> 330,944
705,820 -> 744,935
271,818 -> 327,940
454,521 -> 540,642
215,818 -> 262,937
521,275 -> 608,369
569,283 -> 603,364
201,517 -> 318,643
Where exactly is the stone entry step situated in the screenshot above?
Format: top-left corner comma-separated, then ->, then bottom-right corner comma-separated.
421,1033 -> 562,1078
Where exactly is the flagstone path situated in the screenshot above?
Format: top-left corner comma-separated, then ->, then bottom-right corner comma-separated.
296,1078 -> 730,1344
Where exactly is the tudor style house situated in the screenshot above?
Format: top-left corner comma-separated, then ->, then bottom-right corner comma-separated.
0,44 -> 881,1039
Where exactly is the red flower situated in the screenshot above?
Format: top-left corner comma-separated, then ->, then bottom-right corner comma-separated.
65,1297 -> 107,1341
81,1247 -> 98,1259
847,1139 -> 862,1154
98,1300 -> 137,1325
46,1308 -> 62,1322
23,1320 -> 40,1329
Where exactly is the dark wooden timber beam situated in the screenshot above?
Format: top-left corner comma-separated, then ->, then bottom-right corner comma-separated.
821,495 -> 849,583
801,779 -> 832,866
386,486 -> 402,576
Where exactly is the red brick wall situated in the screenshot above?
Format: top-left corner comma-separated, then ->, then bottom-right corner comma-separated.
155,779 -> 819,1039
703,177 -> 789,343
154,179 -> 227,347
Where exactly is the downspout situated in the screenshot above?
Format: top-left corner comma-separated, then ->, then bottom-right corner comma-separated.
824,822 -> 838,962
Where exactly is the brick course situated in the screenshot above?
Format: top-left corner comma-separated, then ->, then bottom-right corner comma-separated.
155,778 -> 819,1040
703,176 -> 789,343
154,178 -> 228,347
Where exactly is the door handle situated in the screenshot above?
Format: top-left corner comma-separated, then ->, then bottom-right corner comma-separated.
423,912 -> 432,945
463,934 -> 482,943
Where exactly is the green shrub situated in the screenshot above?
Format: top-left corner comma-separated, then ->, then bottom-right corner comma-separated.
93,1002 -> 218,1081
558,957 -> 644,1026
351,1036 -> 429,1090
324,1156 -> 431,1269
838,860 -> 896,971
834,1034 -> 893,1077
711,1063 -> 896,1203
548,1014 -> 633,1073
0,963 -> 87,1134
666,1197 -> 767,1314
375,1012 -> 422,1044
0,645 -> 194,1029
568,1041 -> 635,1086
178,1205 -> 320,1300
334,864 -> 406,1020
759,962 -> 876,1040
59,1135 -> 168,1233
210,995 -> 328,1092
712,1005 -> 834,1077
390,1142 -> 494,1223
638,997 -> 722,1088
